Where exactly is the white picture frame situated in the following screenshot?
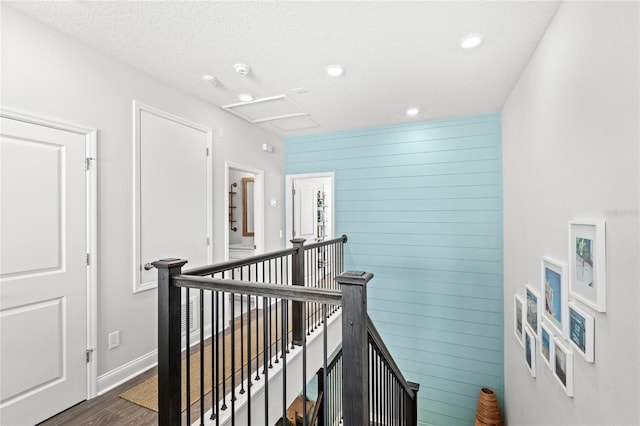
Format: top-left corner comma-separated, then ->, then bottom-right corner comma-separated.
542,256 -> 569,338
524,325 -> 536,378
540,322 -> 555,370
514,294 -> 525,347
553,337 -> 574,397
569,220 -> 606,312
568,301 -> 595,363
525,284 -> 540,336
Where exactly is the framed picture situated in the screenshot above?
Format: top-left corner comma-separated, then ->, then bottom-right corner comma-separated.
553,337 -> 574,397
514,294 -> 524,347
525,284 -> 540,336
540,322 -> 555,370
524,325 -> 536,377
542,256 -> 568,337
569,220 -> 606,312
568,302 -> 595,362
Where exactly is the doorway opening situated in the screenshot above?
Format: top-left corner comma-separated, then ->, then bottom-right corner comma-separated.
224,162 -> 264,261
285,172 -> 335,246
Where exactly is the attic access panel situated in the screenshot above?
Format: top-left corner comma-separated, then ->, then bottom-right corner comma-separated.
270,116 -> 321,132
222,95 -> 309,124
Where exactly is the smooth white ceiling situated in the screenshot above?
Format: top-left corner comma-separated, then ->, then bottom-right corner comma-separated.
7,1 -> 562,137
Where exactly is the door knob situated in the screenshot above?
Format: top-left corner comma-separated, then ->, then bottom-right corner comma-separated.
143,263 -> 155,271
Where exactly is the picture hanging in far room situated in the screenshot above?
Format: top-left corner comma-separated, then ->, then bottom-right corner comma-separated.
540,322 -> 555,370
525,285 -> 539,336
569,220 -> 606,312
524,325 -> 536,377
514,294 -> 524,346
568,302 -> 595,362
542,256 -> 568,337
553,337 -> 574,397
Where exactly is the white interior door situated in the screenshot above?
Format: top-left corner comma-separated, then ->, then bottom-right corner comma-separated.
0,117 -> 88,425
134,103 -> 212,292
293,179 -> 320,243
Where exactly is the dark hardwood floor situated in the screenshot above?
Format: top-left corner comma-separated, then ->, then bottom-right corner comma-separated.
37,367 -> 159,426
37,302 -> 322,426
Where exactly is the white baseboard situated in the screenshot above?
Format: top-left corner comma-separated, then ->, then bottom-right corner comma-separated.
96,324 -> 213,396
97,350 -> 157,396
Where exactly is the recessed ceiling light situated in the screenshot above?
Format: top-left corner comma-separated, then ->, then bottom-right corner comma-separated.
460,33 -> 483,49
202,75 -> 218,85
326,64 -> 344,77
238,93 -> 254,102
406,107 -> 420,116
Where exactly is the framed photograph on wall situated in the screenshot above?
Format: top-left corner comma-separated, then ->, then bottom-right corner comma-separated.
525,284 -> 540,336
542,256 -> 568,338
568,301 -> 595,362
569,220 -> 606,312
553,337 -> 574,397
540,322 -> 555,370
524,325 -> 536,377
514,294 -> 525,347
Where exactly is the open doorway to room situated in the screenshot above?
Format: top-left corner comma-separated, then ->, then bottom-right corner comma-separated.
224,162 -> 265,261
285,172 -> 335,246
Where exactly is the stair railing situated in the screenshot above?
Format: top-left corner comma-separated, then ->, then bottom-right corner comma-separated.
155,235 -> 419,425
336,271 -> 420,426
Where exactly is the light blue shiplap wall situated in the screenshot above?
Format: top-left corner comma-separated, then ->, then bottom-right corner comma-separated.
285,113 -> 503,425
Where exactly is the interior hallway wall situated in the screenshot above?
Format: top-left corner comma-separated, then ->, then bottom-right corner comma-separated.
1,6 -> 284,392
286,113 -> 503,425
501,1 -> 639,424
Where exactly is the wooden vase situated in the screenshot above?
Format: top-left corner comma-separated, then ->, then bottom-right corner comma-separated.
475,387 -> 503,426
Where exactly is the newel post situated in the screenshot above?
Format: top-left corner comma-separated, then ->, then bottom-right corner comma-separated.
408,381 -> 421,426
154,258 -> 188,426
291,238 -> 306,346
337,270 -> 374,426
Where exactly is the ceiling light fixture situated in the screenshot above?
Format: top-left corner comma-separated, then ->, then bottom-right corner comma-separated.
326,64 -> 344,77
406,107 -> 420,116
238,93 -> 254,102
202,75 -> 218,85
234,63 -> 251,76
460,33 -> 483,49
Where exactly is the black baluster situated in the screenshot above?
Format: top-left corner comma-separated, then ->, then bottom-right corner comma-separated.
239,266 -> 245,395
199,290 -> 205,425
210,289 -> 217,422
221,289 -> 227,411
263,296 -> 269,426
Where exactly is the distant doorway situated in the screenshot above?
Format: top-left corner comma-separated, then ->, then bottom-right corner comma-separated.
224,162 -> 264,261
285,172 -> 334,246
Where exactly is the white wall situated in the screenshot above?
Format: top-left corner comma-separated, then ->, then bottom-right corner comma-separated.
1,6 -> 284,390
502,1 -> 639,425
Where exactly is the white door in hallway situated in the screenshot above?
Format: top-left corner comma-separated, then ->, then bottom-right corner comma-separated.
292,179 -> 321,243
0,117 -> 88,425
134,102 -> 212,292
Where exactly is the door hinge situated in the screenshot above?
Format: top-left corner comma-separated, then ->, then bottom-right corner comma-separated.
206,148 -> 210,156
85,349 -> 93,363
85,157 -> 95,171
86,253 -> 90,266
206,237 -> 210,245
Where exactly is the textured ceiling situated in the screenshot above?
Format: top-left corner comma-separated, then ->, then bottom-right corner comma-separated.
6,1 -> 562,137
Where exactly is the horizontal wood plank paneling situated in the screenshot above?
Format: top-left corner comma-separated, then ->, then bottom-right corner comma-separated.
285,113 -> 503,425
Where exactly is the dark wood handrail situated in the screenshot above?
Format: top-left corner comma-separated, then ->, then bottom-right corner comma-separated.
367,314 -> 416,398
184,247 -> 298,276
302,234 -> 348,251
326,347 -> 343,372
173,275 -> 343,305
